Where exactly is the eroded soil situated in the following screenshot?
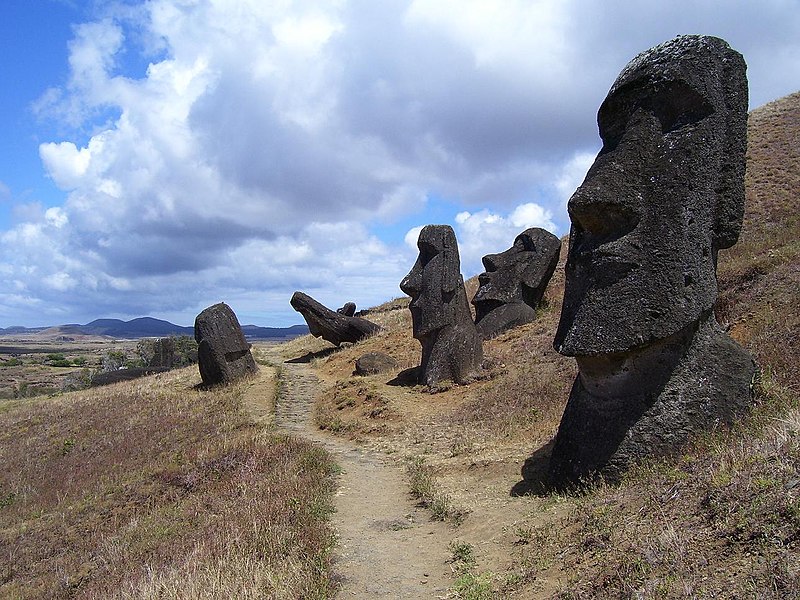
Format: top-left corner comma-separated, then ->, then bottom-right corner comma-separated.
254,347 -> 458,598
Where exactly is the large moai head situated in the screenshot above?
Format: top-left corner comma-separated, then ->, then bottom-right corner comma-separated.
400,225 -> 465,339
554,35 -> 748,356
400,224 -> 483,387
472,227 -> 561,339
548,36 -> 754,484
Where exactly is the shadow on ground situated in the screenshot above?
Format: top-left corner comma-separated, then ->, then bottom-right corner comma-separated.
386,367 -> 419,387
511,440 -> 557,497
285,347 -> 338,364
512,439 -> 604,497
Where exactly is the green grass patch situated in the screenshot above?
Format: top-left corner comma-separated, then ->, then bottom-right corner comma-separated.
406,457 -> 467,525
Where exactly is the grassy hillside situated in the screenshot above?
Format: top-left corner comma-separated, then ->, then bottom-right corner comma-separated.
286,91 -> 800,598
0,365 -> 337,598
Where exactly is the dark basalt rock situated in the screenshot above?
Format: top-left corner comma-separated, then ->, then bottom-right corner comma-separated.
337,302 -> 357,317
549,35 -> 756,485
194,303 -> 258,386
472,228 -> 561,339
291,292 -> 380,347
354,352 -> 399,376
400,225 -> 483,389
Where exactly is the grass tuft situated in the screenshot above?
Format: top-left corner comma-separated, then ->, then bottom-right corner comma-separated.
448,540 -> 494,599
407,457 -> 467,525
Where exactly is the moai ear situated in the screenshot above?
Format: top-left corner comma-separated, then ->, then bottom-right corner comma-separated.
520,260 -> 543,292
712,44 -> 748,252
441,229 -> 461,294
442,253 -> 460,293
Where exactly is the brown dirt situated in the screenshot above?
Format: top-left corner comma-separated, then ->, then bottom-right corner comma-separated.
240,363 -> 277,428
251,345 -> 461,598
274,328 -> 580,598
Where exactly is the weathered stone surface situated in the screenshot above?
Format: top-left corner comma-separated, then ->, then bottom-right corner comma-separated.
291,292 -> 380,347
194,303 -> 258,386
400,225 -> 483,388
472,228 -> 561,339
337,302 -> 357,317
550,35 -> 755,484
354,352 -> 399,376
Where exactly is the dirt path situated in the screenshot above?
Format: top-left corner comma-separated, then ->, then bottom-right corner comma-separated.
259,352 -> 456,598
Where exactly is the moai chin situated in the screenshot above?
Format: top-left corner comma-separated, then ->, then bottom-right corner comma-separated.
472,227 -> 561,339
549,35 -> 756,484
400,225 -> 483,389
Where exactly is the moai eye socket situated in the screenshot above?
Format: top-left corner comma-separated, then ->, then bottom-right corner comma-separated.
649,81 -> 714,133
417,241 -> 440,267
597,83 -> 644,152
597,80 -> 714,153
516,233 -> 536,252
569,200 -> 639,243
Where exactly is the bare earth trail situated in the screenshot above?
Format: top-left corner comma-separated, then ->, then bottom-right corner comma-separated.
257,348 -> 456,598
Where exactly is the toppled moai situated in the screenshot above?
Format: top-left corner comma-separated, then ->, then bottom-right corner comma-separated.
400,224 -> 483,388
549,35 -> 756,484
472,227 -> 561,339
194,302 -> 258,386
291,292 -> 380,347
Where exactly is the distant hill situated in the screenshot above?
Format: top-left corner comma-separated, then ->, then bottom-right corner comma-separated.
0,326 -> 47,335
68,317 -> 194,338
0,318 -> 308,340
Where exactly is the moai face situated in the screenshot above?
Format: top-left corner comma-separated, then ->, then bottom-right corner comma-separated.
554,35 -> 748,356
474,232 -> 536,315
473,228 -> 561,321
400,225 -> 462,339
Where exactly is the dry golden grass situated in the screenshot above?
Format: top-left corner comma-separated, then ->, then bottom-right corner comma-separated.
0,366 -> 337,599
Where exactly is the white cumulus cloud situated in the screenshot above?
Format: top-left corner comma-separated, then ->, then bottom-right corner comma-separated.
403,200 -> 557,279
0,0 -> 798,326
453,203 -> 557,276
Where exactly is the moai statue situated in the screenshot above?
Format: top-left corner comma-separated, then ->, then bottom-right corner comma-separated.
291,292 -> 380,346
472,227 -> 561,339
549,35 -> 756,484
400,225 -> 483,389
194,302 -> 258,386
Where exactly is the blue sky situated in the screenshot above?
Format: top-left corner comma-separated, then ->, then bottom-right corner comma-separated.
1,0 -> 799,328
1,1 -> 74,221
